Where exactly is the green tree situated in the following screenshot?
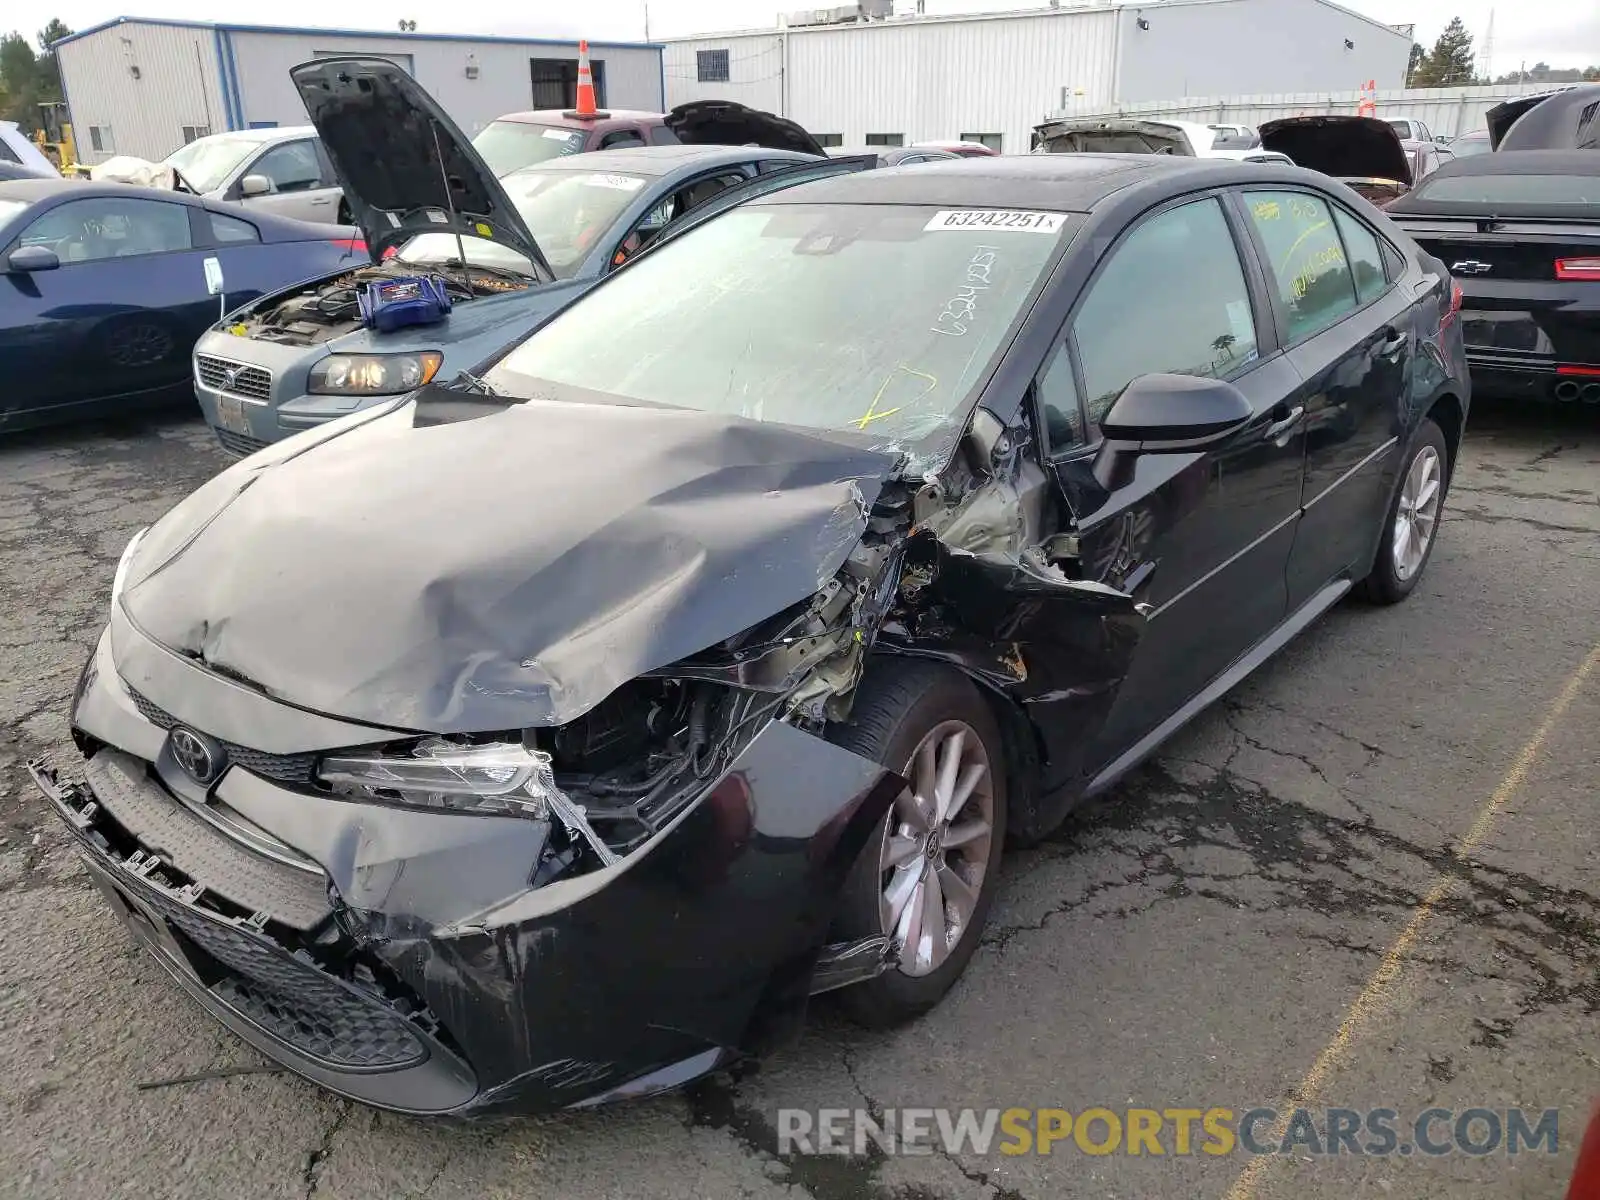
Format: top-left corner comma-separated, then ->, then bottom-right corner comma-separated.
0,31 -> 40,126
1406,43 -> 1426,86
1412,16 -> 1477,88
34,19 -> 71,103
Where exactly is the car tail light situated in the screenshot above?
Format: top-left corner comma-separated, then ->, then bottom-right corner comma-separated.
1555,257 -> 1600,281
1556,364 -> 1600,377
330,237 -> 366,254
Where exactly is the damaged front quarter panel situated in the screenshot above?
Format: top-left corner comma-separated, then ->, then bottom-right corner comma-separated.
874,412 -> 1147,841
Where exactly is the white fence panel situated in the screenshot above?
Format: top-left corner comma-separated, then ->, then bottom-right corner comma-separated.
1047,83 -> 1562,138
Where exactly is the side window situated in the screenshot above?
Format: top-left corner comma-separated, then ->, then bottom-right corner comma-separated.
610,172 -> 746,270
250,140 -> 325,193
1244,190 -> 1358,342
648,125 -> 679,147
1073,197 -> 1258,429
18,197 -> 194,262
599,129 -> 646,150
209,211 -> 261,244
1332,206 -> 1387,303
675,172 -> 747,217
1379,238 -> 1405,281
0,139 -> 19,164
1035,341 -> 1086,454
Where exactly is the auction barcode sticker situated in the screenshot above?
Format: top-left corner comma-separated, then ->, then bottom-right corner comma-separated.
924,209 -> 1067,233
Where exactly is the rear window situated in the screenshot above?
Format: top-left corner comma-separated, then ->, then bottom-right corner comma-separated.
1411,173 -> 1600,207
471,121 -> 587,177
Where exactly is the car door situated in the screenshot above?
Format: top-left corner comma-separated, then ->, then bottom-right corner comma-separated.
1236,188 -> 1411,610
1035,193 -> 1307,774
0,194 -> 214,421
236,138 -> 340,223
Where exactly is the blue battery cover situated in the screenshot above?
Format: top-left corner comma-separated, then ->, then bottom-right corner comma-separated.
358,275 -> 453,333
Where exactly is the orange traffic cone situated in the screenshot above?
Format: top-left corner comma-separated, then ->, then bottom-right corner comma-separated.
574,40 -> 598,117
1567,1099 -> 1600,1200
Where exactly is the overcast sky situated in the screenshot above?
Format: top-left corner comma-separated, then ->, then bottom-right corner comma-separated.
30,0 -> 1600,73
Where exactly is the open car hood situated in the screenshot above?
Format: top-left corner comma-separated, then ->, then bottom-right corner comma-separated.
1032,118 -> 1197,156
119,391 -> 896,733
291,57 -> 553,278
665,100 -> 826,157
1259,115 -> 1411,187
1489,84 -> 1600,150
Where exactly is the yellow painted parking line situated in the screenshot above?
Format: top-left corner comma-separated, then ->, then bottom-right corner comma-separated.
1223,643 -> 1600,1200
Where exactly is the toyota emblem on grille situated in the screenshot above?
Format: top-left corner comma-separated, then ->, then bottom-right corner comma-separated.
221,366 -> 239,389
1451,260 -> 1491,275
169,727 -> 225,784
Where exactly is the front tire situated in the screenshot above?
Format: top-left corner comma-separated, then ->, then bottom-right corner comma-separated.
1360,417 -> 1449,605
827,660 -> 1006,1028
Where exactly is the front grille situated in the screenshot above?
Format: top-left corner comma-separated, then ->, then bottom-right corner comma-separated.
52,760 -> 434,1072
214,428 -> 269,458
129,686 -> 318,786
196,354 -> 273,400
149,894 -> 427,1070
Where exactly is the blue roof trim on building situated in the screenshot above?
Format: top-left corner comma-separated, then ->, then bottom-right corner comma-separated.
211,26 -> 238,129
52,16 -> 662,52
221,29 -> 246,126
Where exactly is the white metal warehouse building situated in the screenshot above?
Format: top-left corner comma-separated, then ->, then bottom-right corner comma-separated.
664,0 -> 1413,154
53,19 -> 665,165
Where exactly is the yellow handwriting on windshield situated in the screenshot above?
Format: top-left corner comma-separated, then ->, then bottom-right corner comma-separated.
856,365 -> 939,429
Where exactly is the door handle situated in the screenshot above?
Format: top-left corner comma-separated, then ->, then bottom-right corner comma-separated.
308,196 -> 333,206
1378,327 -> 1408,357
1264,406 -> 1304,442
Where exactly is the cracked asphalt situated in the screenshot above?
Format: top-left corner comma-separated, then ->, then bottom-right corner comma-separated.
1,402 -> 1596,1200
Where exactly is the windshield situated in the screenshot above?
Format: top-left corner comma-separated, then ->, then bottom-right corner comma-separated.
1450,131 -> 1492,157
396,167 -> 650,279
486,203 -> 1074,473
1386,120 -> 1414,137
164,136 -> 259,193
1411,173 -> 1600,206
471,121 -> 587,176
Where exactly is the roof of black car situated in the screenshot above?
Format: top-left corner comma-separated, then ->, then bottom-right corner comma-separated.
1419,148 -> 1600,177
763,152 -> 1241,211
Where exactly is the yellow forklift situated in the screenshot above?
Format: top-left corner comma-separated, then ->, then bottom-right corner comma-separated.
34,102 -> 88,176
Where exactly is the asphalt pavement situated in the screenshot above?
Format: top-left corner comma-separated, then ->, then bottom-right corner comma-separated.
0,401 -> 1595,1200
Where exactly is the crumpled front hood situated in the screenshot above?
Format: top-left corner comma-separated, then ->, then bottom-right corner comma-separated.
120,392 -> 894,734
1259,116 -> 1412,186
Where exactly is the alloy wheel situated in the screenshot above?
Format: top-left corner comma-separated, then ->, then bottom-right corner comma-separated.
1392,444 -> 1442,582
878,719 -> 995,977
107,323 -> 173,368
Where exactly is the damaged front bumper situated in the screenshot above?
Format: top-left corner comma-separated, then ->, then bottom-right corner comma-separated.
38,625 -> 900,1116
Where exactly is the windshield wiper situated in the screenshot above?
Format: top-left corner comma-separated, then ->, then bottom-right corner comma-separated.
448,370 -> 500,396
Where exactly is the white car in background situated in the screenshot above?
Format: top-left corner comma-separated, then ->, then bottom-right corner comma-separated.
1032,117 -> 1291,165
162,126 -> 346,224
0,120 -> 61,179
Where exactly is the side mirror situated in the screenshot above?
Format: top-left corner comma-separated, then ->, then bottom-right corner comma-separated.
1091,373 -> 1254,490
7,245 -> 60,273
239,174 -> 272,197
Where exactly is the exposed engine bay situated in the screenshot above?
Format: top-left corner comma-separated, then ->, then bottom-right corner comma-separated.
237,260 -> 530,346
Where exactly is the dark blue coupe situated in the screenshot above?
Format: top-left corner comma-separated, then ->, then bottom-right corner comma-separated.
0,179 -> 365,432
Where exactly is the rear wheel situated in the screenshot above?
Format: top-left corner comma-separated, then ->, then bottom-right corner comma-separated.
1360,417 -> 1449,605
827,660 -> 1006,1027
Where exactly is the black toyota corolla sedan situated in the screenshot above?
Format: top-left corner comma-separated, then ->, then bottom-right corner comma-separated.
34,153 -> 1468,1117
